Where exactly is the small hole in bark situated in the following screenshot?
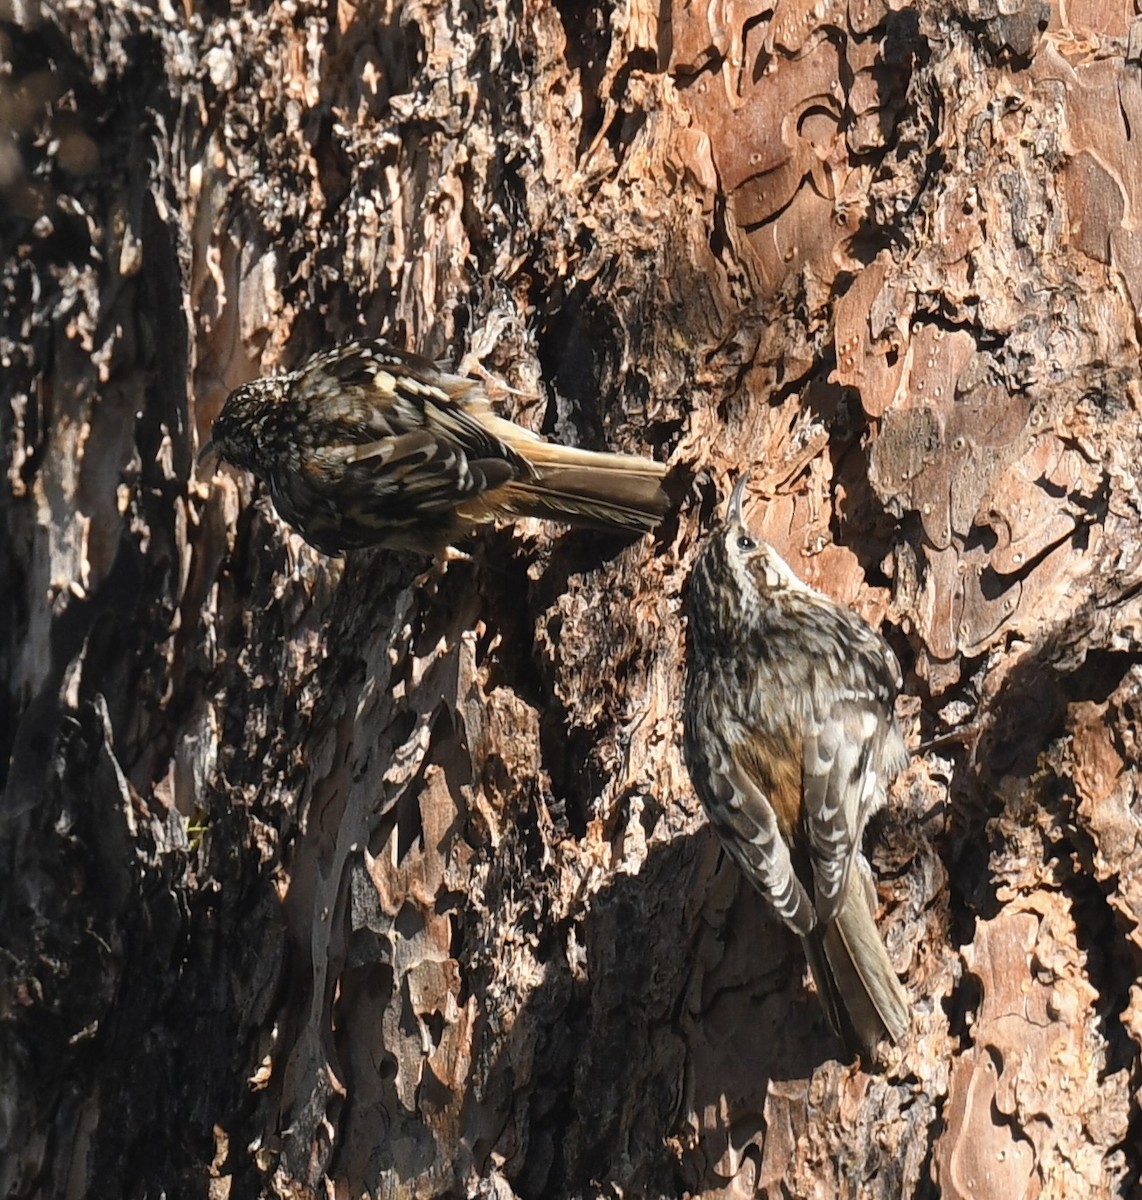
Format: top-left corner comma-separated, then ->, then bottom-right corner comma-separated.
396,789 -> 424,862
423,1010 -> 445,1048
1061,650 -> 1135,704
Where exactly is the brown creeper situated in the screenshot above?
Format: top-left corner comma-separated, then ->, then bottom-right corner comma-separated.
683,477 -> 910,1057
199,338 -> 670,555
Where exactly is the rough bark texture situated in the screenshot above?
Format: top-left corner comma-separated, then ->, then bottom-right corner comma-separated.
3,0 -> 1141,1197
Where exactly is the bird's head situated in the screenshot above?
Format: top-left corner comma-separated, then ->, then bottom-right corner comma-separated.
198,377 -> 286,478
687,474 -> 808,635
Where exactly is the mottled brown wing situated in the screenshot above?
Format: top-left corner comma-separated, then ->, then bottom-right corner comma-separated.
683,712 -> 816,935
800,700 -> 886,924
800,609 -> 906,925
293,338 -> 528,470
309,431 -> 513,514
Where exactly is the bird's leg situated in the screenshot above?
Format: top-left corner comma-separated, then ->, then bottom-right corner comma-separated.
412,545 -> 474,592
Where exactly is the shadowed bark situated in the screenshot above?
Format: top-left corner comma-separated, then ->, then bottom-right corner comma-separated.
2,0 -> 1140,1197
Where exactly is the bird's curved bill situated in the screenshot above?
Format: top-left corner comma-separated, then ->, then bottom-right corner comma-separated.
196,440 -> 216,467
728,474 -> 750,524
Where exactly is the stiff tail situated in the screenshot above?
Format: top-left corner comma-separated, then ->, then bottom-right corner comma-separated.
801,862 -> 909,1057
458,405 -> 669,533
496,441 -> 670,534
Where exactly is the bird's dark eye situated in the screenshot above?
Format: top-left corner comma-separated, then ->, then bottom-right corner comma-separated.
736,534 -> 756,551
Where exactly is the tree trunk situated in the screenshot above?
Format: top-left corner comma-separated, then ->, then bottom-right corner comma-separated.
2,0 -> 1139,1197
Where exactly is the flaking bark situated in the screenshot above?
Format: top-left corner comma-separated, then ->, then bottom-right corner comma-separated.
2,0 -> 1140,1197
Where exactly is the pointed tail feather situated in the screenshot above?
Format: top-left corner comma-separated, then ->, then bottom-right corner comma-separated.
511,435 -> 667,477
477,409 -> 666,476
498,458 -> 670,534
458,405 -> 670,532
802,863 -> 909,1058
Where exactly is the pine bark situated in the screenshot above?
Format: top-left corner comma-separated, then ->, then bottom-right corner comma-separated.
2,0 -> 1140,1197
